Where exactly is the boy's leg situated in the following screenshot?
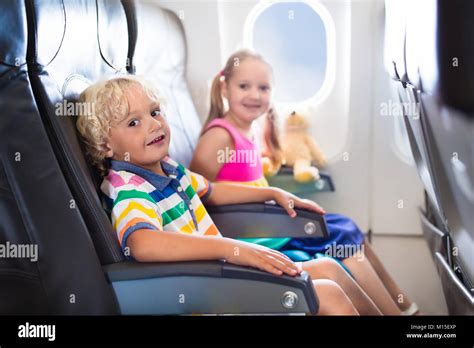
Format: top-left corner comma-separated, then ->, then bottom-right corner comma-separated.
342,251 -> 402,315
313,279 -> 359,315
363,241 -> 418,313
302,258 -> 382,315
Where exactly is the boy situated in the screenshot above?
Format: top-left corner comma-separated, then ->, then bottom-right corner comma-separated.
76,75 -> 359,315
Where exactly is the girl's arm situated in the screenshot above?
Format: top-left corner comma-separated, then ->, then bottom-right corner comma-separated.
206,183 -> 326,217
189,127 -> 232,181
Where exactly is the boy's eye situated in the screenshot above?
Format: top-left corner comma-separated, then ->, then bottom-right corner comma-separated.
151,109 -> 161,117
128,119 -> 139,127
239,84 -> 249,90
260,85 -> 270,92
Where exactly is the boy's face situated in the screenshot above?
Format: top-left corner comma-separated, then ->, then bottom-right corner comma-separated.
222,58 -> 272,124
104,83 -> 170,173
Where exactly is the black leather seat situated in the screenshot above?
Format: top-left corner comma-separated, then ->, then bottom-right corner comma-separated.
1,0 -> 326,315
0,0 -> 119,314
384,0 -> 474,315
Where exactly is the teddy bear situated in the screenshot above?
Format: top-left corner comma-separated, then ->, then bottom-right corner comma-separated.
280,111 -> 327,183
262,153 -> 282,178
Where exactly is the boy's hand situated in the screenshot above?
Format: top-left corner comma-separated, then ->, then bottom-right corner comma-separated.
272,188 -> 326,218
223,239 -> 302,276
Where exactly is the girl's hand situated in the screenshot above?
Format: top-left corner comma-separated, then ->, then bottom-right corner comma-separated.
223,239 -> 302,276
272,188 -> 326,217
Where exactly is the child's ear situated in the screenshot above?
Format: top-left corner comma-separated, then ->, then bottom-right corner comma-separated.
102,143 -> 114,159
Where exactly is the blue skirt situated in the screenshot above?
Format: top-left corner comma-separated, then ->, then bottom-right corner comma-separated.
281,213 -> 365,262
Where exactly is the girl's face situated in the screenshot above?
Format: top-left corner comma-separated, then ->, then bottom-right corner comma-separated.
222,58 -> 273,124
104,83 -> 171,173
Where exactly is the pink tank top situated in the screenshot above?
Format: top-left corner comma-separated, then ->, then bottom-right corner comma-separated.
205,118 -> 265,183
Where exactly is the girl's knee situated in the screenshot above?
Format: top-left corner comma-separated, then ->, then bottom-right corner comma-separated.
304,257 -> 346,279
314,278 -> 343,295
313,279 -> 358,315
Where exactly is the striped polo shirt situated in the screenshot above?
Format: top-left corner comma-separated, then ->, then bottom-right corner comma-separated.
100,156 -> 221,252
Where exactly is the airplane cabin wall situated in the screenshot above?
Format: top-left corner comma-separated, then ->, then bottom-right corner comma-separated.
368,1 -> 424,236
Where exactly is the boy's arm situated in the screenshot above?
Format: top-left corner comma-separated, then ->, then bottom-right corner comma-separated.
127,229 -> 228,262
126,228 -> 301,276
206,183 -> 326,217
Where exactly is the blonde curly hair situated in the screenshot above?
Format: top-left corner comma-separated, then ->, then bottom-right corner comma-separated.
76,75 -> 165,176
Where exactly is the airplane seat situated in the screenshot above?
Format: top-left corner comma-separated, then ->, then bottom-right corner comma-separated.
18,0 -> 320,315
0,0 -> 119,314
385,0 -> 474,314
385,0 -> 448,259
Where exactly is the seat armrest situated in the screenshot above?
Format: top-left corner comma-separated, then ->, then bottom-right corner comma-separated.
104,261 -> 319,315
207,202 -> 329,239
267,166 -> 335,195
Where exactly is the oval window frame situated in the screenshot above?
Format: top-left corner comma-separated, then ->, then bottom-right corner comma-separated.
243,0 -> 336,106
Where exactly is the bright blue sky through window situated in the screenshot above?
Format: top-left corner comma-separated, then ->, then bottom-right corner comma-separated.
253,2 -> 327,102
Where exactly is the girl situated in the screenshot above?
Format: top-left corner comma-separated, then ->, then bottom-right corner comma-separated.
190,49 -> 419,316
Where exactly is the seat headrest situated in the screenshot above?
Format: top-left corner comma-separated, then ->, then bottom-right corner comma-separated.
30,0 -> 128,100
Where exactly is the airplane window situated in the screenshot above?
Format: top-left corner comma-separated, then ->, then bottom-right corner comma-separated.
246,2 -> 334,103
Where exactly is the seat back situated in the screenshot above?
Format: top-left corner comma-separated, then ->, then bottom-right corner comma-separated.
26,0 -> 128,266
385,0 -> 448,232
123,0 -> 202,166
385,0 -> 474,313
403,0 -> 474,287
0,0 -> 118,314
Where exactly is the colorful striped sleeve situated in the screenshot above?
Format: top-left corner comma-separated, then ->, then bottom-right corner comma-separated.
110,189 -> 163,251
184,168 -> 213,202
